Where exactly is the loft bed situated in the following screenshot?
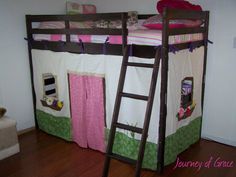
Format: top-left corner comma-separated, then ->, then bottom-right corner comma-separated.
25,8 -> 209,175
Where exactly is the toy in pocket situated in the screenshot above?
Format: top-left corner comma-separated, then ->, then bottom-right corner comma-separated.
41,96 -> 63,111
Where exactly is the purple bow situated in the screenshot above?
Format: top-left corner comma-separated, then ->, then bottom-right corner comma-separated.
129,45 -> 133,56
24,38 -> 32,48
103,37 -> 110,54
169,44 -> 179,54
79,38 -> 85,54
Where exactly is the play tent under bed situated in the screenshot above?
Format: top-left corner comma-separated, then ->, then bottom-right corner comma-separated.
25,9 -> 209,173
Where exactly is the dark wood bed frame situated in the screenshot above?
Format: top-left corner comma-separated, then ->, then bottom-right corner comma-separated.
25,8 -> 209,175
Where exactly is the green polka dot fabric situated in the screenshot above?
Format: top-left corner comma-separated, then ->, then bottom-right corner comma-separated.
36,109 -> 201,170
36,110 -> 72,141
164,117 -> 201,165
106,117 -> 202,170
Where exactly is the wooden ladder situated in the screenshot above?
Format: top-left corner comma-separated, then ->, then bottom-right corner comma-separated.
102,46 -> 161,177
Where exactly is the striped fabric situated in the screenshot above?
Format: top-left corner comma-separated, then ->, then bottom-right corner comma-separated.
33,21 -> 203,45
43,73 -> 57,98
34,30 -> 202,46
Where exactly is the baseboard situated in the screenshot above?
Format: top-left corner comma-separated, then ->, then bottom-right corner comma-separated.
0,143 -> 20,160
17,127 -> 35,135
202,134 -> 236,147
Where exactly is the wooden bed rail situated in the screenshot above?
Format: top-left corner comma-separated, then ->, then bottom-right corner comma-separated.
26,12 -> 128,47
31,28 -> 124,35
26,9 -> 209,53
26,13 -> 128,37
163,8 -> 209,36
26,12 -> 128,22
166,8 -> 208,20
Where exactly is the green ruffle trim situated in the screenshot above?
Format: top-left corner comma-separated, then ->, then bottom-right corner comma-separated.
106,117 -> 201,170
36,109 -> 201,170
36,110 -> 72,141
105,129 -> 157,170
164,117 -> 201,165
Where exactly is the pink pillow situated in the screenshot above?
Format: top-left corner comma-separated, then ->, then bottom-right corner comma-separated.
157,0 -> 202,15
143,15 -> 202,29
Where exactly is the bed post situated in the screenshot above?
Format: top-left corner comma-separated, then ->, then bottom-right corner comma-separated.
200,11 -> 210,138
121,13 -> 128,55
25,15 -> 38,128
157,8 -> 169,174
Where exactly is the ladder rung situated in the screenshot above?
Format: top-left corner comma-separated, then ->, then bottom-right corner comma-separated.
115,122 -> 143,134
108,153 -> 137,165
121,92 -> 148,101
126,62 -> 154,68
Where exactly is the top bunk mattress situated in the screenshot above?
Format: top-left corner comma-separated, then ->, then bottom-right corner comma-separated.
33,29 -> 203,46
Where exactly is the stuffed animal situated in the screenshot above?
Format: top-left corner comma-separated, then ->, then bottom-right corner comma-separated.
0,107 -> 7,118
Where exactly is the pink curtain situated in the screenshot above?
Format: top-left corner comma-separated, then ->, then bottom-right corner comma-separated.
69,73 -> 105,152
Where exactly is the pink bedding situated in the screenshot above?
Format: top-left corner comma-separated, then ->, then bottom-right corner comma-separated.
33,19 -> 202,46
33,29 -> 202,46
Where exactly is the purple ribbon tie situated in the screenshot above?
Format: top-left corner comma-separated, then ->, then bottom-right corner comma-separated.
79,38 -> 85,54
103,37 -> 110,55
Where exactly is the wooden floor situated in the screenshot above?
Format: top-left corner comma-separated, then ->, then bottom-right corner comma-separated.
0,130 -> 235,177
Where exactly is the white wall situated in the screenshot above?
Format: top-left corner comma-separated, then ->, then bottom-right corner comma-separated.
192,0 -> 236,146
0,0 -> 235,146
88,0 -> 157,14
0,0 -> 66,131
